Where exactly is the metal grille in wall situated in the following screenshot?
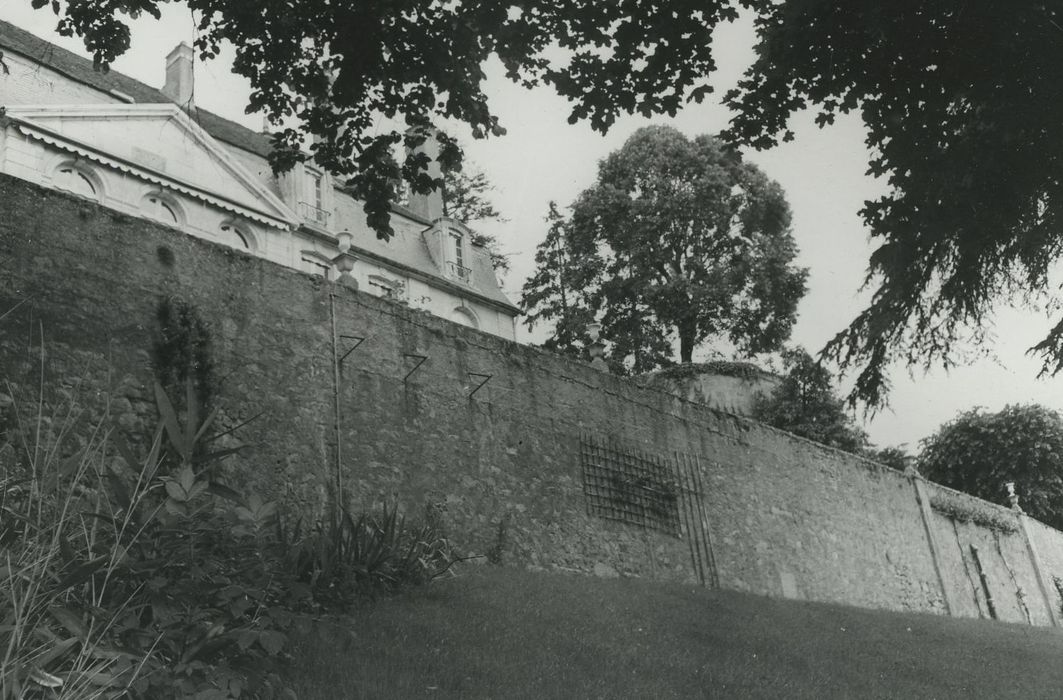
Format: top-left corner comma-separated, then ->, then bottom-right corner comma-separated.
579,433 -> 682,537
675,451 -> 720,589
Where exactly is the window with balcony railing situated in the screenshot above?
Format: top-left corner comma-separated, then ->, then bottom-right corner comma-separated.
447,260 -> 472,283
298,201 -> 331,227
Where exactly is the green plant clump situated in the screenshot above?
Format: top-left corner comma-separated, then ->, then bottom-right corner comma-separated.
928,491 -> 1019,534
277,501 -> 455,610
0,380 -> 453,699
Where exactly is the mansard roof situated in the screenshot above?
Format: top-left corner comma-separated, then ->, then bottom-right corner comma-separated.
347,215 -> 516,313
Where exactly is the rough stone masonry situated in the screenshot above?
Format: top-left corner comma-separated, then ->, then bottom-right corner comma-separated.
3,172 -> 1063,625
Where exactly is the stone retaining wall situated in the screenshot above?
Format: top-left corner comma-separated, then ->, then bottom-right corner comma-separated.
4,173 -> 1063,625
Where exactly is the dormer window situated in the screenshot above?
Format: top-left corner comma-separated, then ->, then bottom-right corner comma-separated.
451,233 -> 464,268
299,168 -> 330,228
448,232 -> 471,282
423,218 -> 478,287
310,172 -> 323,210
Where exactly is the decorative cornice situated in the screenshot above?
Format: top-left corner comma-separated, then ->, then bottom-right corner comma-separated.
5,104 -> 298,228
319,235 -> 520,316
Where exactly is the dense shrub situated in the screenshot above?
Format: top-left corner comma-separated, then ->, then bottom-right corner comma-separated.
752,348 -> 868,453
919,404 -> 1063,529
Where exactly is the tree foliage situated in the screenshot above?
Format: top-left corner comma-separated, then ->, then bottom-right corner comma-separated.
33,0 -> 735,240
443,168 -> 502,224
442,167 -> 510,275
521,126 -> 807,373
752,348 -> 868,453
918,404 -> 1063,530
868,446 -> 914,473
36,1 -> 1063,399
722,2 -> 1063,406
520,201 -> 597,360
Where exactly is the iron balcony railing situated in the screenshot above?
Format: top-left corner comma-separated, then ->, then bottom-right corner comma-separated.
447,261 -> 472,283
298,201 -> 331,227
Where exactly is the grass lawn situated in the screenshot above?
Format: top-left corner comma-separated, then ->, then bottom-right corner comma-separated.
285,566 -> 1063,699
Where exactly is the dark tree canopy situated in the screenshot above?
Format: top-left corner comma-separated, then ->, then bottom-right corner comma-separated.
521,126 -> 807,373
918,405 -> 1063,530
752,348 -> 868,454
32,1 -> 1063,401
723,2 -> 1063,407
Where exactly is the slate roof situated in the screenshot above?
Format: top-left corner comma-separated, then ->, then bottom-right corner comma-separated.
341,210 -> 514,311
0,19 -> 518,314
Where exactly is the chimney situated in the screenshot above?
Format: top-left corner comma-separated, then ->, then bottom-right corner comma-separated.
405,126 -> 443,221
163,43 -> 195,111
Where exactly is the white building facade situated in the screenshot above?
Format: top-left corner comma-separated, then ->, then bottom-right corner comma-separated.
0,22 -> 520,339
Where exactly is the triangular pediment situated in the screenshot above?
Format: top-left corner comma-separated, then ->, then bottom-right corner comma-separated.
5,104 -> 295,226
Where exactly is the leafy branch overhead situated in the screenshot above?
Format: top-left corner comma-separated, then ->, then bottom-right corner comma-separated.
36,0 -> 730,240
38,1 -> 1063,402
722,3 -> 1063,405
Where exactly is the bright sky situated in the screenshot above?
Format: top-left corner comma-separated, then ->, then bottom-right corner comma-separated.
7,4 -> 1063,452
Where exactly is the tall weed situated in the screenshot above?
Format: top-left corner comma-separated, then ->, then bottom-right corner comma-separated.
1,387 -> 150,699
0,382 -> 295,699
2,372 -> 457,698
